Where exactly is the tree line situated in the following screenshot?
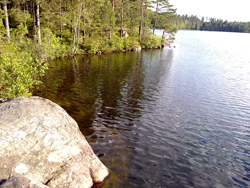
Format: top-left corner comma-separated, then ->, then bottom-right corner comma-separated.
0,0 -> 177,100
177,15 -> 250,33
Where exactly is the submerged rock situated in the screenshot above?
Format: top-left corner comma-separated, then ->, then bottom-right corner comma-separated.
0,96 -> 108,188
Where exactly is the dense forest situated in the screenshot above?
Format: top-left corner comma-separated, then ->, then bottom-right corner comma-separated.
0,0 -> 177,100
177,15 -> 250,33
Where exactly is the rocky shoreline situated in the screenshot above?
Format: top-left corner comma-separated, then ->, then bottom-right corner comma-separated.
0,96 -> 109,188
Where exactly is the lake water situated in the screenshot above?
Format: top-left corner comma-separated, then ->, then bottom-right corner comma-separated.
35,30 -> 250,188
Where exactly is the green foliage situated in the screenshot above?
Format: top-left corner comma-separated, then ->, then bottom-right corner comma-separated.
9,8 -> 31,26
123,36 -> 140,50
36,28 -> 71,60
0,25 -> 71,100
82,33 -> 141,53
0,41 -> 47,99
0,9 -> 6,40
141,32 -> 162,48
83,36 -> 102,53
177,15 -> 250,33
112,35 -> 125,51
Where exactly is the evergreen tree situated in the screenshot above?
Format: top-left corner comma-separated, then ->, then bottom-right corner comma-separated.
176,14 -> 250,33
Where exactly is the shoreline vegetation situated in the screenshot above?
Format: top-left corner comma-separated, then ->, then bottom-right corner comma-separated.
0,0 -> 177,101
2,1 -> 248,101
176,15 -> 250,33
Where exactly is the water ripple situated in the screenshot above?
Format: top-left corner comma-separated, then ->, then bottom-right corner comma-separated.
35,31 -> 250,188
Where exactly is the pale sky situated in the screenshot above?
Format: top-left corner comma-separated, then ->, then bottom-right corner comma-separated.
170,0 -> 250,22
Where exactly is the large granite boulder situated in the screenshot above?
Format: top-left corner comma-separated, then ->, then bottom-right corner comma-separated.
0,96 -> 108,188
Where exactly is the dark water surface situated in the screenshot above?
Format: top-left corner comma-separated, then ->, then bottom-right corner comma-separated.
35,30 -> 250,188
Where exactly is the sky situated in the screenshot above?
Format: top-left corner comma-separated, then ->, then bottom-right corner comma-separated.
169,0 -> 250,22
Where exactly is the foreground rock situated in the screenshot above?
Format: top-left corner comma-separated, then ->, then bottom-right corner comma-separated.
0,96 -> 108,188
0,175 -> 49,188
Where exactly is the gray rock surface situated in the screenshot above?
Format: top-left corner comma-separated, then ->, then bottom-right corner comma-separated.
0,96 -> 108,188
0,175 -> 49,188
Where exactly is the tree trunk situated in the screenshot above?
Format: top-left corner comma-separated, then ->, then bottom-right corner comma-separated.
161,29 -> 165,44
73,27 -> 76,49
162,30 -> 165,38
60,0 -> 62,38
36,0 -> 41,44
106,30 -> 108,46
24,1 -> 27,27
75,15 -> 81,52
153,2 -> 159,34
139,0 -> 143,43
120,0 -> 124,37
111,0 -> 114,12
32,0 -> 36,35
82,0 -> 86,44
3,0 -> 10,40
73,0 -> 83,55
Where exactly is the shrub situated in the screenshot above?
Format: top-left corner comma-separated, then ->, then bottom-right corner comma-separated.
141,31 -> 163,49
0,26 -> 71,101
82,33 -> 141,53
0,41 -> 47,100
123,36 -> 140,50
83,36 -> 102,53
112,35 -> 124,51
